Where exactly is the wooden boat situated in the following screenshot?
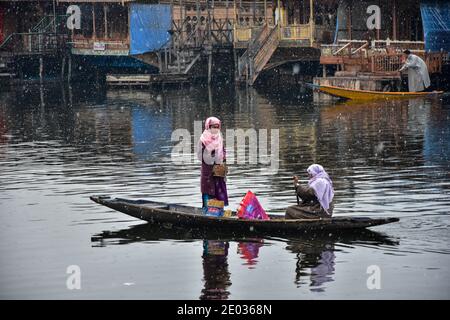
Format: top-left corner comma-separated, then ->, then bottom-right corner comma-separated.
90,196 -> 399,235
316,84 -> 444,100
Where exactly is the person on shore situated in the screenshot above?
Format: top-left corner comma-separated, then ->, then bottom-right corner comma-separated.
399,49 -> 431,92
285,164 -> 334,219
197,116 -> 229,213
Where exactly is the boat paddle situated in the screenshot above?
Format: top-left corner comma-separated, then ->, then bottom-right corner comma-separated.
293,175 -> 300,205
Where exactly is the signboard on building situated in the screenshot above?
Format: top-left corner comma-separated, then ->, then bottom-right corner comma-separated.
93,42 -> 106,51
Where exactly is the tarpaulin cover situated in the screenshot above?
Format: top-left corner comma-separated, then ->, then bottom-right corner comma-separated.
130,4 -> 171,55
420,1 -> 450,52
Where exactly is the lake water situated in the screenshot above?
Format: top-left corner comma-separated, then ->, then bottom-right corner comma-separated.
0,84 -> 449,299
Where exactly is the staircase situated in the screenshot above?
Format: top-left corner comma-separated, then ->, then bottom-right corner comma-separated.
160,47 -> 201,75
236,24 -> 280,86
0,54 -> 16,81
148,43 -> 202,84
0,15 -> 69,55
31,15 -> 68,33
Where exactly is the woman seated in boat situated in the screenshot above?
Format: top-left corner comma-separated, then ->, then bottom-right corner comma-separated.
285,164 -> 334,219
197,116 -> 229,213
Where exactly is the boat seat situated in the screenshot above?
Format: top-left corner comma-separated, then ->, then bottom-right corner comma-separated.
168,204 -> 202,215
142,204 -> 170,210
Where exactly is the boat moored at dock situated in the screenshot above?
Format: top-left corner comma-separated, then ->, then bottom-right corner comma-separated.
315,84 -> 444,100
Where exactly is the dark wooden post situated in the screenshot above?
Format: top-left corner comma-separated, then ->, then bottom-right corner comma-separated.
252,0 -> 256,26
376,0 -> 380,40
164,46 -> 168,71
127,1 -> 130,44
104,4 -> 108,39
92,4 -> 96,39
208,85 -> 213,110
68,53 -> 72,82
248,56 -> 253,86
179,0 -> 183,46
212,0 -> 215,40
157,51 -> 162,72
61,54 -> 66,81
208,0 -> 212,43
264,0 -> 267,24
233,48 -> 238,81
392,0 -> 397,40
40,82 -> 45,107
52,0 -> 57,33
95,68 -> 99,88
234,0 -> 237,26
310,0 -> 314,45
208,46 -> 212,84
39,55 -> 44,85
196,0 -> 200,46
347,0 -> 352,40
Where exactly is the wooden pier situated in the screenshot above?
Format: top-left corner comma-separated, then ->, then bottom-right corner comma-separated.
106,74 -> 152,87
106,73 -> 192,87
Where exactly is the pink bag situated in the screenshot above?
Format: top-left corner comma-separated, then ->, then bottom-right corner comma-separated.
237,190 -> 270,220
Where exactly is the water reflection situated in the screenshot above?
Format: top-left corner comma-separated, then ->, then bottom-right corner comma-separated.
288,240 -> 336,291
92,223 -> 399,298
285,231 -> 399,292
237,239 -> 264,268
201,240 -> 231,300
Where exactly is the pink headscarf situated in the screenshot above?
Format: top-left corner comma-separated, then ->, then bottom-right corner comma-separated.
307,164 -> 334,214
198,116 -> 224,163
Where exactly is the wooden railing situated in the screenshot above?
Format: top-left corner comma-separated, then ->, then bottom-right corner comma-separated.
321,40 -> 368,57
235,23 -> 328,45
279,24 -> 327,43
365,52 -> 444,74
171,18 -> 233,48
0,32 -> 68,54
280,24 -> 310,40
370,54 -> 402,74
371,39 -> 425,52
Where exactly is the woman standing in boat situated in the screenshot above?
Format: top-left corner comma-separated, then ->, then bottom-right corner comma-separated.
285,164 -> 334,219
197,117 -> 229,213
